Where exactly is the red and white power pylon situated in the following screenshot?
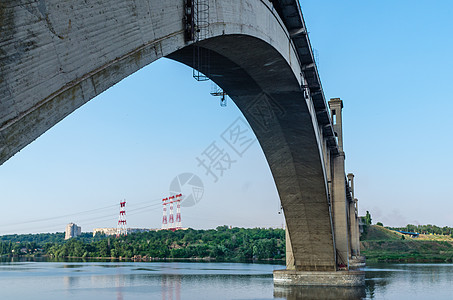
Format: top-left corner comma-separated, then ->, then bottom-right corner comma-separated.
168,195 -> 175,230
162,194 -> 183,231
175,194 -> 182,229
117,200 -> 127,237
162,197 -> 169,229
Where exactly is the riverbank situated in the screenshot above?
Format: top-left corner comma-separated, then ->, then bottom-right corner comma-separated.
1,227 -> 286,262
361,225 -> 453,263
3,225 -> 453,264
0,254 -> 285,266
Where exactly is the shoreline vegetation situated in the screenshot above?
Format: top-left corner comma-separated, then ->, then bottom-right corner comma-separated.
360,225 -> 453,263
2,224 -> 453,263
0,226 -> 285,263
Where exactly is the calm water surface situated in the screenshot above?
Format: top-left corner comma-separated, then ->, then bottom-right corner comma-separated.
0,260 -> 452,299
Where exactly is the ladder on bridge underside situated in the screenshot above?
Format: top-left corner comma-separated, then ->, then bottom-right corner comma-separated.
185,0 -> 228,107
192,0 -> 210,81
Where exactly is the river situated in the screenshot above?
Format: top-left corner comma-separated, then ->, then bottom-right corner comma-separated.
0,259 -> 452,299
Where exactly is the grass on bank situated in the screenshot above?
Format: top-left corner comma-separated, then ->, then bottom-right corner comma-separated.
361,225 -> 453,263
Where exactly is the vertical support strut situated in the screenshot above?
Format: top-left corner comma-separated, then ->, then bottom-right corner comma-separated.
328,98 -> 351,269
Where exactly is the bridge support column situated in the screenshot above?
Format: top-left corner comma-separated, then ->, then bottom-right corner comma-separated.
273,96 -> 366,286
349,199 -> 358,256
285,221 -> 295,270
347,173 -> 359,257
276,240 -> 364,286
277,177 -> 365,287
353,199 -> 361,256
349,197 -> 366,268
331,151 -> 350,267
328,98 -> 350,267
278,199 -> 365,286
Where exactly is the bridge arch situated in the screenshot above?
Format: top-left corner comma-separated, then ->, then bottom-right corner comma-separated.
0,0 -> 336,270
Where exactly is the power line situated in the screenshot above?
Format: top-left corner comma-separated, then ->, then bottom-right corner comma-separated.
2,197 -> 163,229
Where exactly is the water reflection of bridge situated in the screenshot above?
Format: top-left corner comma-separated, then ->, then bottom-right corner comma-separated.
274,285 -> 366,300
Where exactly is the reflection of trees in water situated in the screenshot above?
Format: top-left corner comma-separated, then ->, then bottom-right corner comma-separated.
155,273 -> 272,299
365,264 -> 453,298
117,288 -> 123,300
161,274 -> 182,300
63,275 -> 80,290
397,264 -> 447,285
273,285 -> 366,300
116,274 -> 124,300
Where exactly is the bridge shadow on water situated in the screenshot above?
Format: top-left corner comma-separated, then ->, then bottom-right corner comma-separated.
273,285 -> 366,300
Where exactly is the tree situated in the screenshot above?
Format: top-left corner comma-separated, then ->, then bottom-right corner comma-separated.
0,227 -> 287,261
377,222 -> 383,227
365,211 -> 372,225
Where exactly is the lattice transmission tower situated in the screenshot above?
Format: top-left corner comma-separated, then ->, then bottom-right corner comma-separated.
117,200 -> 127,237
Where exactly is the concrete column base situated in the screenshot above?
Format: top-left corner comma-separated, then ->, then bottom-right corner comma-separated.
273,269 -> 365,287
349,256 -> 366,269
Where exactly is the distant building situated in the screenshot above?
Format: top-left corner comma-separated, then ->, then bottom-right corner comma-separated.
92,228 -> 156,237
93,228 -> 117,236
65,223 -> 82,240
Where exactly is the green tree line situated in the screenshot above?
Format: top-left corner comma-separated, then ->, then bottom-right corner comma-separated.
387,224 -> 453,236
1,227 -> 285,261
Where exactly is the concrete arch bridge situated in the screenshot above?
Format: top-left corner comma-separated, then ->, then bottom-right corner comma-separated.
0,0 -> 364,285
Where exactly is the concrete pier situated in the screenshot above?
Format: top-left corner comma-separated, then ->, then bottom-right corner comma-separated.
273,269 -> 365,287
349,256 -> 366,269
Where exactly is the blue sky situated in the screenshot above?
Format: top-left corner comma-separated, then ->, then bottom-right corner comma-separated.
1,1 -> 452,235
305,0 -> 453,227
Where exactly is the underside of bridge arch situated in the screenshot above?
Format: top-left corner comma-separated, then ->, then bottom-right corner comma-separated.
168,36 -> 336,271
0,0 -> 336,271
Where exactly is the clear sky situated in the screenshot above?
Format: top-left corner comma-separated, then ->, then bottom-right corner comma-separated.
1,0 -> 452,235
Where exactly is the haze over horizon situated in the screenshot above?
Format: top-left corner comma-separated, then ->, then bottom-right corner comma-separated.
1,0 -> 452,236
